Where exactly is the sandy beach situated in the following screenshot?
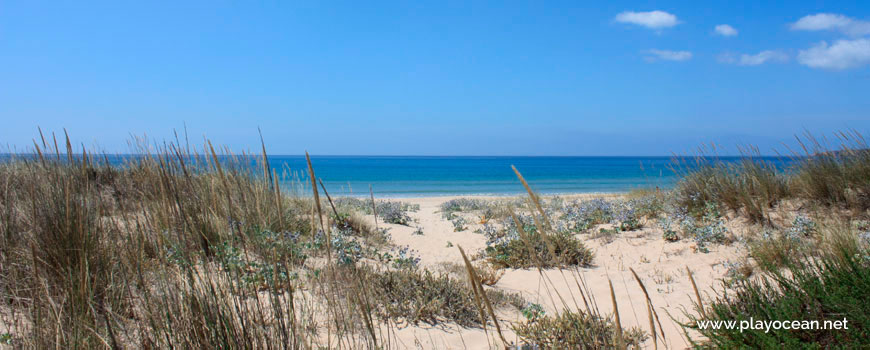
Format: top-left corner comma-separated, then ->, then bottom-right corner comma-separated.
3,141 -> 866,349
356,194 -> 744,349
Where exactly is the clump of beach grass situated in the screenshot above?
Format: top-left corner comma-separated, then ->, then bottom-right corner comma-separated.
0,131 -> 518,349
468,165 -> 641,349
670,147 -> 788,224
790,130 -> 870,213
513,308 -> 647,349
335,197 -> 418,225
671,131 -> 870,225
686,223 -> 870,348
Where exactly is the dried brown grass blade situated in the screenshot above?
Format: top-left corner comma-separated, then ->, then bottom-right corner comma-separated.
369,184 -> 378,230
458,246 -> 508,348
686,266 -> 705,319
511,165 -> 551,229
305,152 -> 329,259
258,127 -> 273,185
609,279 -> 625,350
318,178 -> 340,219
647,301 -> 657,350
629,267 -> 667,346
458,247 -> 489,332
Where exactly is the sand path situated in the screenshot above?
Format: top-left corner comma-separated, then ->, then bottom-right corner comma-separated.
366,195 -> 740,349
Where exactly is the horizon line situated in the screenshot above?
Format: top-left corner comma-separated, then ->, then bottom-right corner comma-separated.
0,152 -> 793,158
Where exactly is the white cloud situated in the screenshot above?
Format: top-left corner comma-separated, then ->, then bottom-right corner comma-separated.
716,53 -> 737,64
738,50 -> 789,65
615,11 -> 679,29
717,51 -> 788,65
644,49 -> 692,61
714,24 -> 738,37
797,38 -> 870,70
791,13 -> 870,37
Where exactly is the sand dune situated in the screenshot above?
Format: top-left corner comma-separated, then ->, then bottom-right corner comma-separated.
360,195 -> 742,349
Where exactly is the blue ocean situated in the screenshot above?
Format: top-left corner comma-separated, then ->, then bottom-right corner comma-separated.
0,154 -> 793,197
273,156 -> 789,197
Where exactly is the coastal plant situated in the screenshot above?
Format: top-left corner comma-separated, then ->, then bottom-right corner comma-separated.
487,165 -> 661,350
626,189 -> 668,219
334,196 -> 370,212
614,201 -> 643,231
787,214 -> 817,238
686,226 -> 870,348
670,203 -> 729,253
513,309 -> 647,349
749,228 -> 809,270
791,131 -> 870,212
336,197 -> 418,225
658,216 -> 680,242
484,215 -> 593,268
720,259 -> 754,286
0,333 -> 11,345
667,131 -> 870,224
378,246 -> 422,270
346,265 -> 522,327
474,261 -> 505,286
377,201 -> 415,225
434,261 -> 504,287
562,197 -> 652,233
747,214 -> 820,269
440,198 -> 490,213
671,152 -> 788,224
247,228 -> 308,266
452,216 -> 468,231
214,241 -> 298,290
474,222 -> 498,237
592,227 -> 621,244
562,198 -> 614,231
521,303 -> 546,321
334,237 -> 364,265
0,134 -> 326,349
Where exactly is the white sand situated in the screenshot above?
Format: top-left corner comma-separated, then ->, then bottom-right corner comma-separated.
362,195 -> 742,349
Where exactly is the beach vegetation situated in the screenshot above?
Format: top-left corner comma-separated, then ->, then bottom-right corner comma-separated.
671,131 -> 869,224
3,129 -> 869,349
335,197 -> 418,225
686,224 -> 870,348
0,133 -> 531,349
451,216 -> 468,231
514,309 -> 647,349
483,214 -> 593,268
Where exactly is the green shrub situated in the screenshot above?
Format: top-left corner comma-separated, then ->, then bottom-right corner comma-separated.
563,198 -> 614,231
658,217 -> 680,242
335,197 -> 418,225
626,189 -> 668,219
664,202 -> 729,253
791,132 -> 870,212
686,235 -> 870,348
486,229 -> 593,269
673,156 -> 788,224
346,265 -> 522,327
440,198 -> 490,213
452,216 -> 468,231
514,309 -> 647,349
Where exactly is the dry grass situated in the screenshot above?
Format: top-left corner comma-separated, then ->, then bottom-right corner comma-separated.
0,133 -> 516,349
3,129 -> 868,349
672,131 -> 870,224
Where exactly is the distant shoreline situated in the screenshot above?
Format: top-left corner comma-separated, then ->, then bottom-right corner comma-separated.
5,154 -> 796,197
331,191 -> 631,200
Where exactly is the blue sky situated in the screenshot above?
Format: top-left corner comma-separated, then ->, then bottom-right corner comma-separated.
1,1 -> 868,155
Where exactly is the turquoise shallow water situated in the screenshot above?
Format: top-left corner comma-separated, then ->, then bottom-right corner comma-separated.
0,154 -> 792,197
270,156 -> 789,197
